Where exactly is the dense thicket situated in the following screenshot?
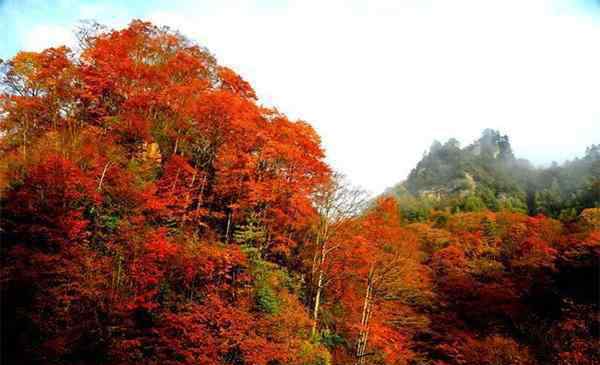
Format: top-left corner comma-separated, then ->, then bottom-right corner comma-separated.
1,21 -> 598,365
0,21 -> 332,365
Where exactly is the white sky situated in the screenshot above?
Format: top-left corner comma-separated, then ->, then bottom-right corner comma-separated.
4,0 -> 600,194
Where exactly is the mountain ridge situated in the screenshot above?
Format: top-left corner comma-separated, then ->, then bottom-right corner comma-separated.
385,129 -> 599,220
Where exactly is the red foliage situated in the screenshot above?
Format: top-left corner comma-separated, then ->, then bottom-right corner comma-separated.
1,19 -> 597,365
1,20 -> 329,365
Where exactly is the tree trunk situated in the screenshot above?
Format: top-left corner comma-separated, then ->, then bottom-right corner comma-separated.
356,266 -> 374,365
311,220 -> 329,336
311,248 -> 326,336
225,211 -> 232,242
97,161 -> 111,191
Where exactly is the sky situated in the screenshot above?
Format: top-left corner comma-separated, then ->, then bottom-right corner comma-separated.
1,0 -> 600,194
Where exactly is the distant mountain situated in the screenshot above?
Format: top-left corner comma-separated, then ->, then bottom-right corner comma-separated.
386,129 -> 599,221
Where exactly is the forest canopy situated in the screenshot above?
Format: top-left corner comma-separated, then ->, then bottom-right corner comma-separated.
0,20 -> 598,365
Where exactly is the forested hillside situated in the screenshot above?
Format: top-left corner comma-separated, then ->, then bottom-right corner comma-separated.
1,21 -> 598,365
388,129 -> 599,222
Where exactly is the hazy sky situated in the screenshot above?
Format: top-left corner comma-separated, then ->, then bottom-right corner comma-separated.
1,0 -> 599,194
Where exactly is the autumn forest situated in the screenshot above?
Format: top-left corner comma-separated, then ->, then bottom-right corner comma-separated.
0,21 -> 598,365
